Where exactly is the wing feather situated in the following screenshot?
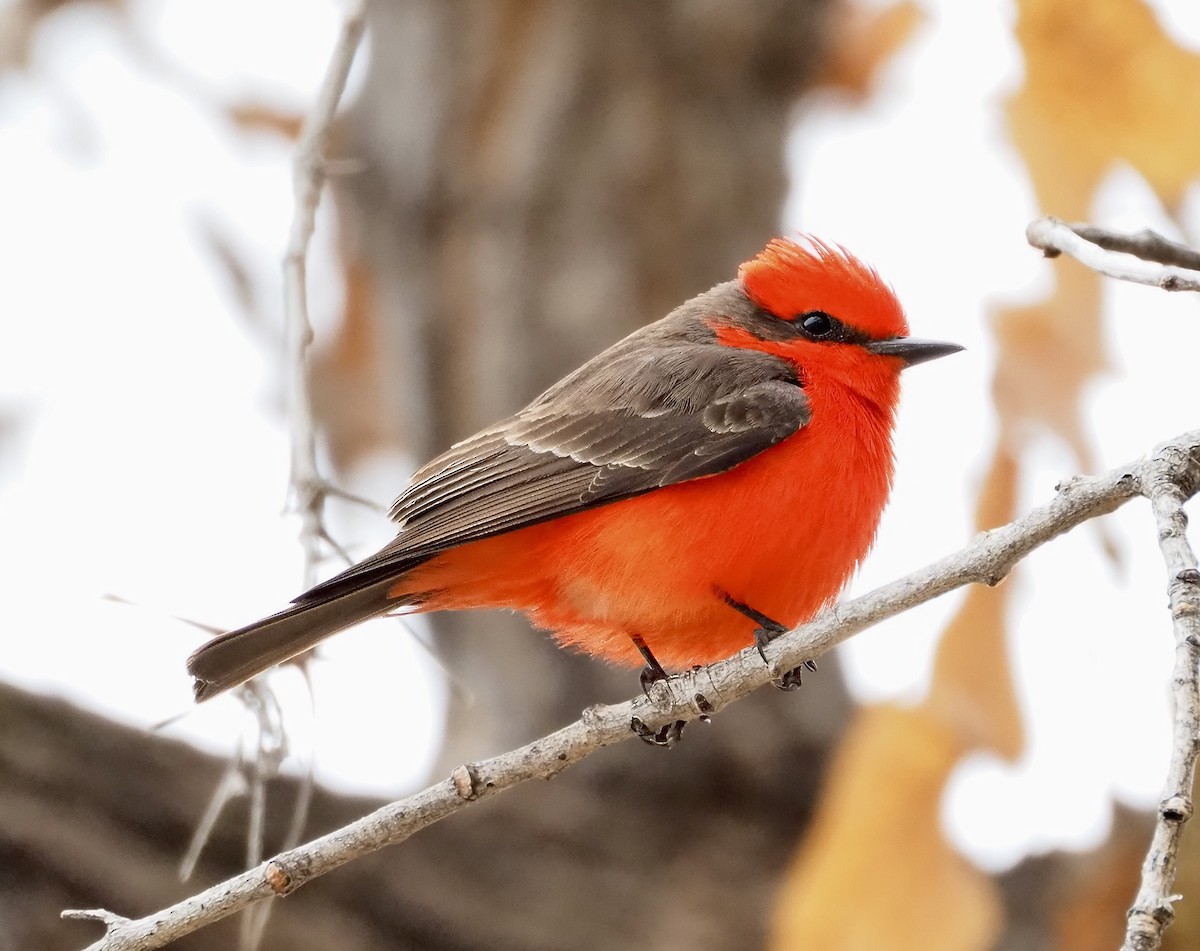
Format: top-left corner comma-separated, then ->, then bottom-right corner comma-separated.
297,343 -> 810,604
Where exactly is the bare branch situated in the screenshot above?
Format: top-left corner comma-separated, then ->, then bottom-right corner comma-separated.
1121,449 -> 1200,951
177,2 -> 368,946
282,0 -> 368,585
244,1 -> 368,945
1026,217 -> 1200,292
64,428 -> 1200,951
1028,216 -> 1200,949
1064,223 -> 1200,271
178,762 -> 247,882
237,683 -> 287,948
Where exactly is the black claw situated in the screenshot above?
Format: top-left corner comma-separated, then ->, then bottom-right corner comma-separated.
752,622 -> 791,663
752,626 -> 817,690
773,667 -> 806,690
723,594 -> 817,689
631,716 -> 686,747
753,627 -> 774,664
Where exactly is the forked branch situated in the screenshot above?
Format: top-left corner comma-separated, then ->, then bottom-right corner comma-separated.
1026,216 -> 1200,292
1027,216 -> 1200,951
64,428 -> 1200,951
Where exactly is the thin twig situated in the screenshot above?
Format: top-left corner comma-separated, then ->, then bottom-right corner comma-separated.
1026,217 -> 1200,292
281,677 -> 319,855
178,764 -> 247,882
1121,449 -> 1200,951
178,3 -> 369,947
249,0 -> 368,944
237,684 -> 287,948
1065,223 -> 1200,271
283,0 -> 367,588
63,429 -> 1200,951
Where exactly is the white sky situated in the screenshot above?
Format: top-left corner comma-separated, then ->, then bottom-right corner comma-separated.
1,0 -> 1199,872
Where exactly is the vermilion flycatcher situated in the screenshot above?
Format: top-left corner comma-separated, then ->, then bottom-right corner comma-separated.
188,237 -> 961,705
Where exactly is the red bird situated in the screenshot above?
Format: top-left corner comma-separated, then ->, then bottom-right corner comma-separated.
188,237 -> 960,711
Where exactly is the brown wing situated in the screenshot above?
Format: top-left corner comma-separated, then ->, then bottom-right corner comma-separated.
296,342 -> 809,604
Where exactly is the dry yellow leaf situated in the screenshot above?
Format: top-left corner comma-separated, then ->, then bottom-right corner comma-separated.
769,705 -> 1001,951
816,1 -> 925,101
1011,0 -> 1200,213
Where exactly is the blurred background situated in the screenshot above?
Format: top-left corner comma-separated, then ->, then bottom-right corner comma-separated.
3,0 -> 1200,948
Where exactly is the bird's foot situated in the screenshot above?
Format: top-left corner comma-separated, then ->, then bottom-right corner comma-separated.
628,635 -> 687,746
752,626 -> 817,691
722,592 -> 815,689
639,660 -> 670,699
630,716 -> 686,747
770,658 -> 818,691
632,634 -> 671,699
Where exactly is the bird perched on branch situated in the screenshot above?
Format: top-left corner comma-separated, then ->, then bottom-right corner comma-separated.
188,236 -> 961,732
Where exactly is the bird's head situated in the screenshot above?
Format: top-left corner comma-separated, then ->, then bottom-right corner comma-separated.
722,236 -> 962,404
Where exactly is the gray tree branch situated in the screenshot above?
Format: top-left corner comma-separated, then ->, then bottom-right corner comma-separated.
283,0 -> 366,585
1025,215 -> 1200,951
63,428 -> 1200,951
188,3 -> 368,947
1121,453 -> 1200,951
1026,216 -> 1200,292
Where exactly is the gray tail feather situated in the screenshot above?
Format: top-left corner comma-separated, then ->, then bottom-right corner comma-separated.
187,578 -> 404,702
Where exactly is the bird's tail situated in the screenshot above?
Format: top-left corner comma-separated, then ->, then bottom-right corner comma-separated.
187,578 -> 404,702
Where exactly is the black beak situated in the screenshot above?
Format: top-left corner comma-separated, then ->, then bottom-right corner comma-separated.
866,337 -> 964,368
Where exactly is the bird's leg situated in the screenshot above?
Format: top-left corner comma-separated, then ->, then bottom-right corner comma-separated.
720,593 -> 817,691
629,634 -> 686,747
631,634 -> 670,697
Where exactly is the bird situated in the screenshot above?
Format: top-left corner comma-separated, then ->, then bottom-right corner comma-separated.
188,236 -> 961,717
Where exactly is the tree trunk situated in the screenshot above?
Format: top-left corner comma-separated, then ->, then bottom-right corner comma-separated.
329,0 -> 842,767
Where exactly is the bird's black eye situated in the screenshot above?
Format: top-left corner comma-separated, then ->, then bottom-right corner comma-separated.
800,311 -> 834,338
